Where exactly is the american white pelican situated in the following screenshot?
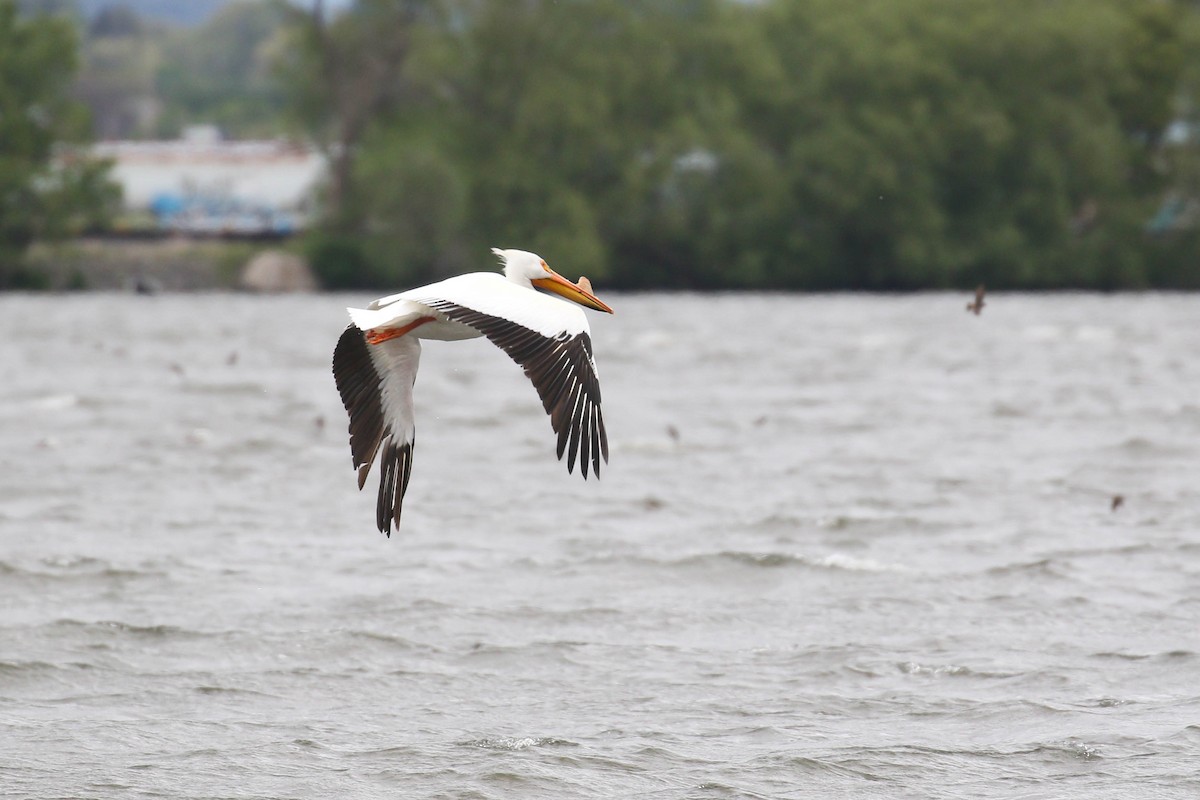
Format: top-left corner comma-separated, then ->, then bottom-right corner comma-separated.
332,248 -> 614,536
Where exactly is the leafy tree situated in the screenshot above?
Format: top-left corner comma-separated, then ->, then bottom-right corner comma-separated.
276,0 -> 432,232
154,1 -> 288,138
73,3 -> 162,139
0,0 -> 118,286
442,0 -> 716,282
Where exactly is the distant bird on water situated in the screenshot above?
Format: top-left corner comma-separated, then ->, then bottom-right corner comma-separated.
966,285 -> 986,315
332,248 -> 614,536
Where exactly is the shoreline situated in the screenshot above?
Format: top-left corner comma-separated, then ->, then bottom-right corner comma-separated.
19,237 -> 295,292
9,237 -> 1200,294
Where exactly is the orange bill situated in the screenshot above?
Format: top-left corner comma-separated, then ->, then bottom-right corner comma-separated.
532,270 -> 614,314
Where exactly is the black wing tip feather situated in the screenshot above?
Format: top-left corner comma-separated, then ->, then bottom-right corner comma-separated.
333,324 -> 415,538
375,437 -> 415,537
423,300 -> 609,483
556,406 -> 608,479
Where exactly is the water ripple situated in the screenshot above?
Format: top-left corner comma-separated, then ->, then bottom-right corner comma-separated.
3,292 -> 1198,798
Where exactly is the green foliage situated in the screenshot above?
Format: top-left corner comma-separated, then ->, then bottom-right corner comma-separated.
73,6 -> 161,139
305,231 -> 374,289
275,0 -> 431,236
355,139 -> 467,283
0,0 -> 117,286
281,0 -> 1197,290
154,1 -> 288,138
66,0 -> 288,139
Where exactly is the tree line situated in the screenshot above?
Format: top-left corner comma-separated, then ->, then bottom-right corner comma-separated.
4,0 -> 1200,290
285,0 -> 1200,290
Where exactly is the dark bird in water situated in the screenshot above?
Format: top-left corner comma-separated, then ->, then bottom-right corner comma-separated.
1111,494 -> 1124,512
966,285 -> 986,315
132,276 -> 162,295
332,248 -> 614,536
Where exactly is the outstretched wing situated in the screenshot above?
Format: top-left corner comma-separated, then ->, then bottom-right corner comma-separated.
407,275 -> 608,478
332,325 -> 420,536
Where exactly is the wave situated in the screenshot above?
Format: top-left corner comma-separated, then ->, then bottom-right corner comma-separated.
896,661 -> 1019,679
676,550 -> 905,573
1034,739 -> 1103,761
49,618 -> 208,640
0,659 -> 66,675
343,629 -> 432,652
812,513 -> 928,533
0,557 -> 162,582
461,736 -> 575,751
544,549 -> 909,575
1105,435 -> 1195,458
25,393 -> 80,411
984,558 -> 1072,579
803,738 -> 1110,776
180,382 -> 268,396
192,685 -> 279,699
1091,649 -> 1195,662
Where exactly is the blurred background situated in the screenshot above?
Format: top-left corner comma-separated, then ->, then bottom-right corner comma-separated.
2,0 -> 1199,292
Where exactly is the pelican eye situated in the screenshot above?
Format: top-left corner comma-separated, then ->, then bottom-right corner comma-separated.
540,260 -> 550,272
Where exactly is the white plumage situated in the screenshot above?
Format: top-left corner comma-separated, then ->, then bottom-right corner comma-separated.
332,249 -> 614,536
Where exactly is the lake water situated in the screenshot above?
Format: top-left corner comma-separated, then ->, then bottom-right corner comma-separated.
1,291 -> 1198,799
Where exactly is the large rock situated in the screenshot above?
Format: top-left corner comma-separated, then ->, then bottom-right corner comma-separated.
240,250 -> 318,292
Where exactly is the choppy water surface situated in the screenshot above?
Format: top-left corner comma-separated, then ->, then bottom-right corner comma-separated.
2,291 -> 1199,798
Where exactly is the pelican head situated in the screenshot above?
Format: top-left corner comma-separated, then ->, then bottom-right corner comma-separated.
492,248 -> 614,314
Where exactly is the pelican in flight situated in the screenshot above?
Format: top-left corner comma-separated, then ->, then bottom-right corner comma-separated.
332,248 -> 614,536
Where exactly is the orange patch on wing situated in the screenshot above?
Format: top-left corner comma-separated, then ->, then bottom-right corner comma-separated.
365,316 -> 435,345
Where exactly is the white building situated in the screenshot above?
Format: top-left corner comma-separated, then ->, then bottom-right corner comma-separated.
91,127 -> 327,236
